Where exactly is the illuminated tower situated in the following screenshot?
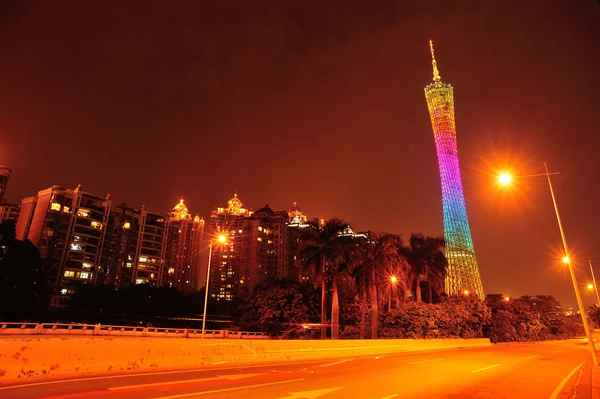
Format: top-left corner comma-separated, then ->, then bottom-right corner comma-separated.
424,40 -> 484,299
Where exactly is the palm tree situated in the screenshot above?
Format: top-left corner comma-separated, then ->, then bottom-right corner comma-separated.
402,234 -> 447,302
326,238 -> 354,339
299,219 -> 348,339
349,240 -> 372,339
351,233 -> 407,339
374,234 -> 409,309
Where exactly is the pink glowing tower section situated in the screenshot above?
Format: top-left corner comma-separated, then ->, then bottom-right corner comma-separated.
424,40 -> 484,299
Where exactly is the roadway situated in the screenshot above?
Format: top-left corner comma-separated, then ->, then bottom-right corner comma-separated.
0,340 -> 590,399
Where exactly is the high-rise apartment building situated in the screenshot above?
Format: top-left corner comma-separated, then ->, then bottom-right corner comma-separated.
16,185 -> 111,306
287,202 -> 316,281
97,203 -> 142,288
207,194 -> 292,301
0,165 -> 19,224
208,194 -> 251,301
165,199 -> 205,292
133,207 -> 168,287
0,165 -> 11,204
0,203 -> 19,224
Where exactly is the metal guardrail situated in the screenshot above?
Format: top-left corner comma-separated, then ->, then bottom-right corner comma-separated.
0,322 -> 268,339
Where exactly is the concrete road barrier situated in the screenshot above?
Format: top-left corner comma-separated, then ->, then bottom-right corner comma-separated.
0,336 -> 491,384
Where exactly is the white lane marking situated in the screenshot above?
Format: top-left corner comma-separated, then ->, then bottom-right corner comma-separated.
213,361 -> 228,365
108,373 -> 265,390
472,364 -> 501,373
320,359 -> 354,367
407,358 -> 444,365
155,378 -> 305,398
522,355 -> 538,360
549,361 -> 586,399
216,373 -> 264,380
109,377 -> 221,390
278,386 -> 343,398
379,395 -> 400,399
265,345 -> 408,353
242,345 -> 258,355
0,359 -> 322,391
375,355 -> 388,360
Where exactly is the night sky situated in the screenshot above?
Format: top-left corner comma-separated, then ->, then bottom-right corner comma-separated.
1,1 -> 599,307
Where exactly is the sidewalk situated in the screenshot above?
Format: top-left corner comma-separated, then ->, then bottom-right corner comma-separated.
592,365 -> 600,399
573,361 -> 600,399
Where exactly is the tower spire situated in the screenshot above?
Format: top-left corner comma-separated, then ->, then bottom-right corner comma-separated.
429,39 -> 441,82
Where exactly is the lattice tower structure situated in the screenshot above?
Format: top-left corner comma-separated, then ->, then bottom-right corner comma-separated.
424,40 -> 484,299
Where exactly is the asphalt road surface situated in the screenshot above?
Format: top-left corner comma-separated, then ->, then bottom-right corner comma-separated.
0,340 -> 590,399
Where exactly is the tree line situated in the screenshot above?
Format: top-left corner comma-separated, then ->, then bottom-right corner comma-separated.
298,218 -> 448,339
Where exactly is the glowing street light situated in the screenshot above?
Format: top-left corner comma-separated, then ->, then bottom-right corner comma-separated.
463,289 -> 470,295
587,283 -> 594,290
498,172 -> 513,186
202,233 -> 228,340
388,276 -> 397,311
589,258 -> 600,307
504,296 -> 510,302
496,163 -> 598,366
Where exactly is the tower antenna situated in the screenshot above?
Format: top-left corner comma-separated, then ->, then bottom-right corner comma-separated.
429,39 -> 441,82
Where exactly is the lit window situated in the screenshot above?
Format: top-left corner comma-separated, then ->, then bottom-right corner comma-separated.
80,272 -> 90,279
50,202 -> 61,211
73,236 -> 82,242
64,270 -> 75,277
77,209 -> 90,218
82,262 -> 92,269
63,206 -> 70,213
258,226 -> 263,232
123,222 -> 131,229
135,279 -> 147,285
139,257 -> 148,262
150,273 -> 155,278
60,289 -> 68,295
238,229 -> 242,233
257,237 -> 262,242
168,267 -> 175,274
90,221 -> 102,230
71,243 -> 83,251
46,229 -> 54,237
126,262 -> 133,268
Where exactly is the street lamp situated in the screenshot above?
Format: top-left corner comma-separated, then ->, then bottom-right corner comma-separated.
389,276 -> 397,311
498,172 -> 512,186
589,258 -> 600,307
504,296 -> 510,302
497,163 -> 599,366
201,233 -> 227,340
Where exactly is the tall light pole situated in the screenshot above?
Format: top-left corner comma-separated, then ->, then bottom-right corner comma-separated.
497,163 -> 598,366
589,258 -> 600,308
543,162 -> 598,366
389,276 -> 397,311
201,234 -> 226,340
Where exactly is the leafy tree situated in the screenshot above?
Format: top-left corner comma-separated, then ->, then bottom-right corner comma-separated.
0,220 -> 42,320
401,234 -> 446,303
326,236 -> 355,339
299,219 -> 348,339
236,278 -> 319,335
